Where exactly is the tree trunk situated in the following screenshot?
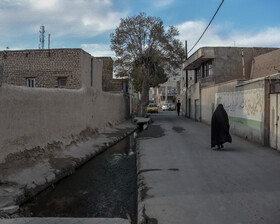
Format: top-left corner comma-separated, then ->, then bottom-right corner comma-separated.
138,76 -> 149,117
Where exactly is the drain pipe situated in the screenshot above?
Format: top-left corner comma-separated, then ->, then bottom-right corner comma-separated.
91,57 -> 94,87
242,49 -> 245,79
250,59 -> 255,80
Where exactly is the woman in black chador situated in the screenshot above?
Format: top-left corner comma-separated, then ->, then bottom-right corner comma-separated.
211,104 -> 232,150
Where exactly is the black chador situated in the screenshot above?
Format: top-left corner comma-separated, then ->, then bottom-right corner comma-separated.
211,104 -> 232,149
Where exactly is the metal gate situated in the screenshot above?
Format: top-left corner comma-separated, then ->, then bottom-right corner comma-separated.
270,94 -> 280,150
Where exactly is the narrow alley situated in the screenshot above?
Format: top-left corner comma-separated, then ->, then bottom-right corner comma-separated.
137,111 -> 280,224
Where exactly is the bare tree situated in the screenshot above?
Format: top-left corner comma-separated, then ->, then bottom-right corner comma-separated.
110,12 -> 184,116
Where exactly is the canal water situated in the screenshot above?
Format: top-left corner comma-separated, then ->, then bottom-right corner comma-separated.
21,133 -> 137,223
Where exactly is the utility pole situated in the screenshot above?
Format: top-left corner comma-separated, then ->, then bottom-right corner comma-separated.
39,25 -> 45,49
185,40 -> 188,117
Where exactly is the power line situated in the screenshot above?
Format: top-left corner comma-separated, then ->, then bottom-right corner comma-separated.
188,0 -> 224,54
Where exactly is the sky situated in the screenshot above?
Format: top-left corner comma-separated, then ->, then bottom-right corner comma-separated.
0,0 -> 280,57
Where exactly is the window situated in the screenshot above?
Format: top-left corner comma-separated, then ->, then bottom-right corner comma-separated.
202,60 -> 213,78
195,68 -> 200,83
26,78 -> 35,88
58,78 -> 67,87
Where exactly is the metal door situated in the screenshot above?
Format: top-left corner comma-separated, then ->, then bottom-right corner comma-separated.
195,99 -> 200,121
270,94 -> 280,150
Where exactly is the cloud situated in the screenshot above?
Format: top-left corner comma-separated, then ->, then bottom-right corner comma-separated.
0,0 -> 128,38
177,20 -> 280,55
81,43 -> 115,57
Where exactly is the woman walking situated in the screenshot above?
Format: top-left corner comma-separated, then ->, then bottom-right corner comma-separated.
211,104 -> 232,150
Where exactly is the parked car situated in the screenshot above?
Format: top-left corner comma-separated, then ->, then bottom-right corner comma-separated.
168,103 -> 176,111
147,104 -> 158,113
162,104 -> 169,111
162,103 -> 175,111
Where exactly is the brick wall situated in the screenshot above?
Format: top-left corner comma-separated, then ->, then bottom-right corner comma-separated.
253,49 -> 280,78
0,49 -> 85,89
99,57 -> 128,92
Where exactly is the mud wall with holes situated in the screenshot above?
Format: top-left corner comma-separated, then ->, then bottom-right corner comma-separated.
0,84 -> 129,163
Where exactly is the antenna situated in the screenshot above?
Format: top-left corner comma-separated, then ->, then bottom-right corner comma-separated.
48,34 -> 50,49
39,25 -> 45,49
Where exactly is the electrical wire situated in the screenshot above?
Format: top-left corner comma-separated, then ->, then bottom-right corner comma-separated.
188,0 -> 225,54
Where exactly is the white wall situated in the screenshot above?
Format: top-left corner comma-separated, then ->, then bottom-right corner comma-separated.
217,88 -> 265,144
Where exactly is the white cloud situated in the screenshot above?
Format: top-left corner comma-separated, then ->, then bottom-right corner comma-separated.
81,43 -> 115,57
0,0 -> 128,38
177,20 -> 280,55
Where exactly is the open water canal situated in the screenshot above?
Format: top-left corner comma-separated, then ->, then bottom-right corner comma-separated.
21,133 -> 138,223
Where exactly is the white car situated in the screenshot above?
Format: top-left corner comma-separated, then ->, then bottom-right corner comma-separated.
162,104 -> 169,111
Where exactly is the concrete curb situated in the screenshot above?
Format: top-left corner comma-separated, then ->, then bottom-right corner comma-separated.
0,120 -> 138,218
136,118 -> 153,224
0,217 -> 131,224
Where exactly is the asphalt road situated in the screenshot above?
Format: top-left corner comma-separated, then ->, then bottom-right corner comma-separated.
137,111 -> 280,224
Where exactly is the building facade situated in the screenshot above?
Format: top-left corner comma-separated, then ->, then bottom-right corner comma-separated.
0,49 -> 90,89
183,46 -> 280,147
183,47 -> 278,120
0,49 -> 126,92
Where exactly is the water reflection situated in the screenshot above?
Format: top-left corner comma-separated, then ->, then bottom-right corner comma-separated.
21,134 -> 137,223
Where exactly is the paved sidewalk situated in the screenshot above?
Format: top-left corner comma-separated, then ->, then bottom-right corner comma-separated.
0,119 -> 137,223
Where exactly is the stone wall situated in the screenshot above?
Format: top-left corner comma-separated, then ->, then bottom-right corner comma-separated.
253,49 -> 280,78
0,49 -> 87,89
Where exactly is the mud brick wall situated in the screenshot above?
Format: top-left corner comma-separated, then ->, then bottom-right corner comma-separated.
0,49 -> 86,89
0,84 -> 129,164
99,57 -> 127,92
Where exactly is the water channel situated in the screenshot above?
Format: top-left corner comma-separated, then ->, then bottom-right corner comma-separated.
21,133 -> 138,223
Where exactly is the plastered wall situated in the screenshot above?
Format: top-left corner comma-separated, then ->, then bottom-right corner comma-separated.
253,49 -> 280,78
216,87 -> 265,144
201,80 -> 239,125
0,84 -> 128,163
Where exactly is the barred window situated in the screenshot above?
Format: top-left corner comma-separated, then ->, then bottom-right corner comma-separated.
26,78 -> 35,88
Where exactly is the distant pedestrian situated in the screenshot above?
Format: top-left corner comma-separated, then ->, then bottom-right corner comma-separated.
211,104 -> 232,150
176,100 -> 181,116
